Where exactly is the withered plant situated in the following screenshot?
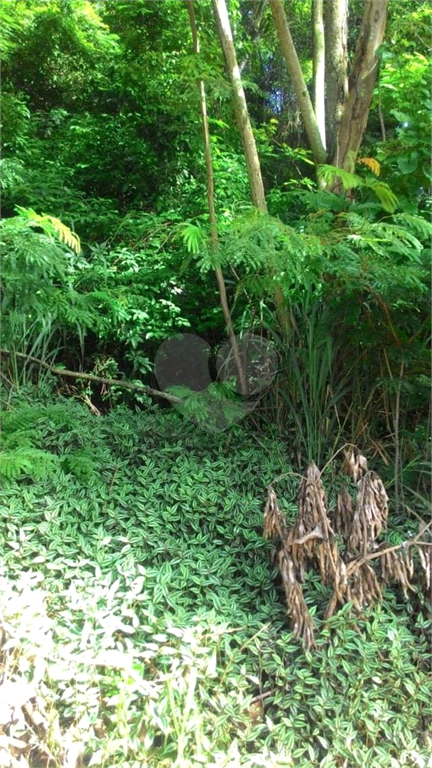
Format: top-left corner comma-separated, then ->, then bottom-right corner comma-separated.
264,448 -> 431,648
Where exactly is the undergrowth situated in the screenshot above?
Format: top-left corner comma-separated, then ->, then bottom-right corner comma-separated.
0,391 -> 431,768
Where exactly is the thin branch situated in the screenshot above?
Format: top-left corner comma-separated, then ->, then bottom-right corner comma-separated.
346,520 -> 432,576
250,688 -> 277,705
0,349 -> 181,404
378,83 -> 386,141
318,442 -> 358,478
188,0 -> 248,395
403,505 -> 432,524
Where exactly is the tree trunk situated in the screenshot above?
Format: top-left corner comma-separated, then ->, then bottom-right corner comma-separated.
324,0 -> 349,163
335,0 -> 389,173
312,0 -> 326,149
269,0 -> 326,166
212,0 -> 290,338
187,0 -> 248,395
212,0 -> 267,213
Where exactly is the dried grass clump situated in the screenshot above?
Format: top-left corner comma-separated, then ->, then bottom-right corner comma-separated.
263,487 -> 286,541
346,562 -> 382,610
343,447 -> 368,482
265,447 -> 431,649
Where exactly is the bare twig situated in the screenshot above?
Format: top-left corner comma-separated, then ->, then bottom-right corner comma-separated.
0,349 -> 180,404
346,520 -> 432,576
377,80 -> 386,141
318,442 -> 358,478
250,688 -> 277,705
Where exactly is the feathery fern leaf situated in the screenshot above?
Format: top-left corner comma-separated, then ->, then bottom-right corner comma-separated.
318,165 -> 398,212
0,448 -> 59,481
15,206 -> 81,252
357,157 -> 381,176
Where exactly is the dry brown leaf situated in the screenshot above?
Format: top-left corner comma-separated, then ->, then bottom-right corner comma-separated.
333,489 -> 353,542
264,487 -> 286,541
348,471 -> 388,554
343,448 -> 368,482
278,550 -> 315,649
418,545 -> 431,591
347,563 -> 382,609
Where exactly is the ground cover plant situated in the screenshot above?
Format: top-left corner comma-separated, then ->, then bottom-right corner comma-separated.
1,393 -> 431,768
1,1 -> 431,766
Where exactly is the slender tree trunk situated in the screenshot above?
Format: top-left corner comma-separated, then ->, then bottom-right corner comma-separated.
312,0 -> 326,149
324,0 -> 349,163
187,0 -> 248,395
212,0 -> 267,213
269,0 -> 326,166
212,0 -> 290,338
335,0 -> 389,173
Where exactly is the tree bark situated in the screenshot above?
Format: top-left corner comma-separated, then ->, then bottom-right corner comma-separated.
212,0 -> 290,338
324,0 -> 349,163
335,0 -> 389,173
312,0 -> 326,149
187,0 -> 248,395
269,0 -> 326,166
212,0 -> 267,213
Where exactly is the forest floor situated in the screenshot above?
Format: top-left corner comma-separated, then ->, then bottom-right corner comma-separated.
1,390 -> 431,768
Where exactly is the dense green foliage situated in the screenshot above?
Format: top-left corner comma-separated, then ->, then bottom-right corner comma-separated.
1,393 -> 431,767
1,1 -> 430,468
0,1 -> 431,766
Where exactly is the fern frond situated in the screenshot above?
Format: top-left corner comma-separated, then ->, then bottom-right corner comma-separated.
0,448 -> 59,481
62,448 -> 96,479
47,216 -> 81,252
371,221 -> 423,256
357,157 -> 381,176
318,165 -> 363,191
318,165 -> 398,212
364,180 -> 398,213
290,189 -> 347,213
180,223 -> 205,255
393,213 -> 432,242
1,406 -> 46,434
15,206 -> 81,253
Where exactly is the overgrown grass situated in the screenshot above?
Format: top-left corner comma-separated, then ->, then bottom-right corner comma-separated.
0,391 -> 431,767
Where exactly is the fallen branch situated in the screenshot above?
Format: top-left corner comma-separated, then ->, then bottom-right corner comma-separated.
0,349 -> 180,405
